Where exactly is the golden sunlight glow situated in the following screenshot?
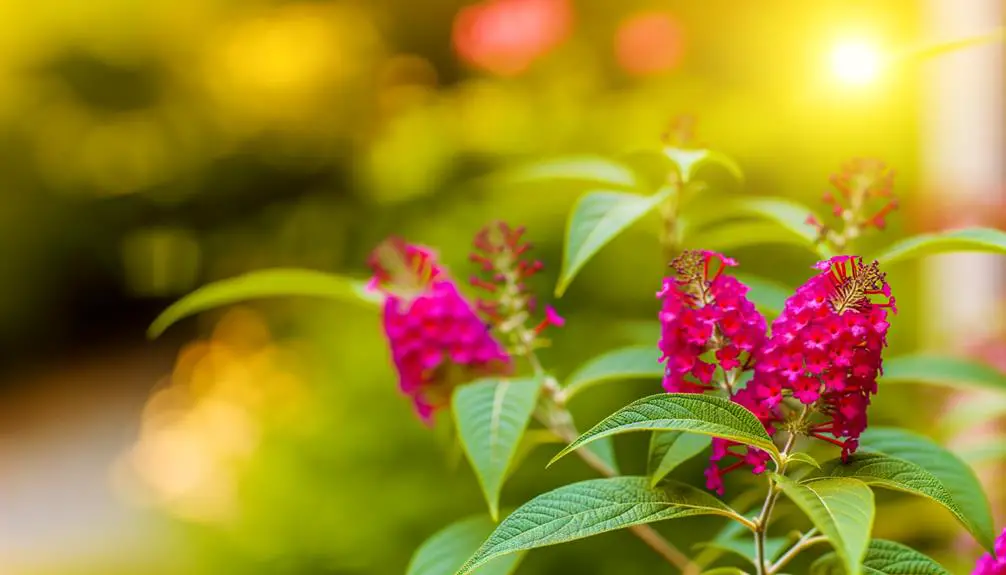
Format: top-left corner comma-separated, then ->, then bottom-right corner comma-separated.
831,40 -> 882,85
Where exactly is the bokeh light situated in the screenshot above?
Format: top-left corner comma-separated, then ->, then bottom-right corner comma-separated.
831,39 -> 883,86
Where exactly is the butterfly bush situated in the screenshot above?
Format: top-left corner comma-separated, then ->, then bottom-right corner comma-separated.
368,237 -> 512,422
974,528 -> 1006,575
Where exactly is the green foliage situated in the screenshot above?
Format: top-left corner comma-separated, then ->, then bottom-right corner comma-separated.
648,431 -> 711,487
787,452 -> 821,470
562,345 -> 661,401
881,354 -> 1006,392
147,268 -> 378,338
693,536 -> 789,569
407,515 -> 525,575
700,568 -> 751,575
549,393 -> 780,466
453,377 -> 542,520
871,227 -> 1006,265
491,156 -> 640,189
663,148 -> 744,184
455,477 -> 740,575
689,196 -> 832,258
858,428 -> 996,551
556,188 -> 674,296
774,476 -> 875,575
685,221 -> 814,254
810,539 -> 950,575
731,273 -> 792,317
815,453 -> 976,545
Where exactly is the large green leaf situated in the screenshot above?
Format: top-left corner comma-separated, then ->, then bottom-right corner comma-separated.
562,346 -> 662,401
814,453 -> 973,543
455,477 -> 739,575
148,268 -> 379,338
774,476 -> 874,575
692,197 -> 832,258
491,156 -> 639,189
556,188 -> 673,296
648,431 -> 711,486
686,221 -> 818,255
407,515 -> 525,575
732,273 -> 791,318
881,355 -> 1006,392
858,427 -> 995,551
549,393 -> 780,466
453,377 -> 542,520
872,227 -> 1006,265
811,539 -> 950,575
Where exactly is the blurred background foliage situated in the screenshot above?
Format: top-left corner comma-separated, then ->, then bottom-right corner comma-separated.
0,0 -> 997,574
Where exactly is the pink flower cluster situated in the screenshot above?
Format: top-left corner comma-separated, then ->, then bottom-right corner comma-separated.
974,528 -> 1006,575
657,250 -> 766,394
807,159 -> 899,247
369,238 -> 512,422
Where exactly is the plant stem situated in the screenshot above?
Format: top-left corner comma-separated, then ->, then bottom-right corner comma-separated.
753,432 -> 798,575
767,531 -> 826,574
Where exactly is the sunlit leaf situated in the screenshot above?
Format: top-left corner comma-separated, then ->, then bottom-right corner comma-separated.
858,427 -> 996,551
407,515 -> 525,575
871,227 -> 1006,265
549,393 -> 780,466
690,197 -> 832,258
775,476 -> 874,575
788,452 -> 821,470
732,273 -> 791,318
648,431 -> 711,487
685,221 -> 818,255
815,453 -> 973,545
556,188 -> 673,296
810,539 -> 950,575
881,355 -> 1006,392
664,148 -> 744,184
490,156 -> 639,189
453,377 -> 542,520
148,268 -> 379,339
563,345 -> 662,401
455,477 -> 739,575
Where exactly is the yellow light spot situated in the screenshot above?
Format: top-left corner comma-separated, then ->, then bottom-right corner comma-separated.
831,40 -> 882,85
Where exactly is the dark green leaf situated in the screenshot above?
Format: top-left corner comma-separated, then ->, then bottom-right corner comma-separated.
811,539 -> 950,575
872,227 -> 1006,265
859,427 -> 995,551
453,377 -> 542,520
407,515 -> 525,575
774,476 -> 874,575
556,188 -> 673,296
148,268 -> 379,339
815,453 -> 971,543
455,477 -> 739,575
881,355 -> 1006,392
549,393 -> 780,466
562,346 -> 661,400
648,431 -> 711,486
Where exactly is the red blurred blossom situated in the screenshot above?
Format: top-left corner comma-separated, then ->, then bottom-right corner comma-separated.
470,222 -> 564,352
369,238 -> 512,423
972,527 -> 1006,574
452,0 -> 572,76
657,250 -> 766,394
615,11 -> 685,77
808,159 -> 899,250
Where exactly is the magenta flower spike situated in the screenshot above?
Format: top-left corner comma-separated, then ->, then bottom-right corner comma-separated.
973,528 -> 1006,574
368,237 -> 512,423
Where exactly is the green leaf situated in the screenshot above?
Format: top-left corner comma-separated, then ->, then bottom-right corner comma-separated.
407,515 -> 525,575
549,393 -> 780,466
858,427 -> 995,551
686,221 -> 817,255
491,156 -> 639,189
453,377 -> 542,521
664,148 -> 744,184
455,477 -> 739,575
148,268 -> 379,339
648,431 -> 711,486
556,188 -> 673,297
788,452 -> 821,470
871,227 -> 1006,265
774,476 -> 874,575
694,197 -> 832,258
815,452 -> 973,544
507,429 -> 563,480
732,273 -> 791,318
701,568 -> 750,575
562,346 -> 662,401
881,355 -> 1006,392
810,539 -> 950,575
585,437 -> 621,475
